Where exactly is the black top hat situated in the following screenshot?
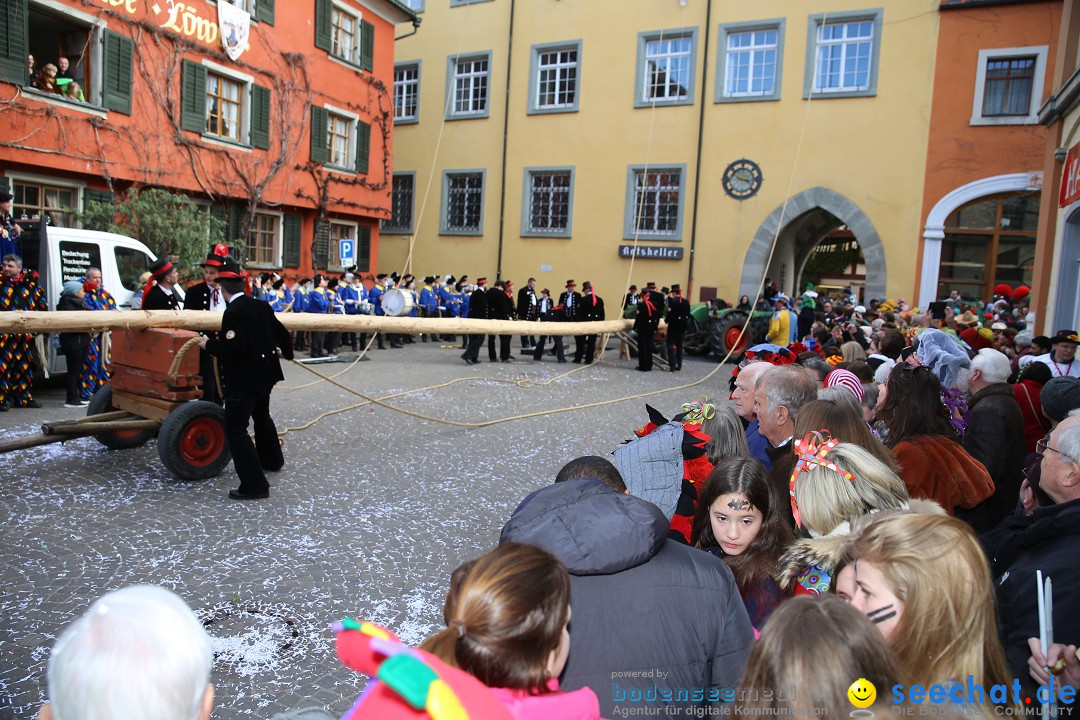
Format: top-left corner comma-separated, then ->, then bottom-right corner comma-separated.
217,257 -> 245,280
671,284 -> 681,293
476,277 -> 487,286
0,191 -> 12,203
566,279 -> 576,287
200,252 -> 225,269
149,258 -> 175,279
582,281 -> 593,290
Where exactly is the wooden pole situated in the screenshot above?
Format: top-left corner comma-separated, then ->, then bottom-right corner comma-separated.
0,310 -> 651,336
44,419 -> 161,435
0,432 -> 73,454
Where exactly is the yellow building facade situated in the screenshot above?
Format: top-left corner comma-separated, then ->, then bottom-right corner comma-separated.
383,0 -> 938,305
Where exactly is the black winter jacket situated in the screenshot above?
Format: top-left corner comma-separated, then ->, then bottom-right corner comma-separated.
57,294 -> 90,354
961,383 -> 1026,533
500,479 -> 754,718
982,498 -> 1080,697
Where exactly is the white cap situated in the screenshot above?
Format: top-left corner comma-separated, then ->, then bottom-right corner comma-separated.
854,305 -> 866,314
991,322 -> 1007,331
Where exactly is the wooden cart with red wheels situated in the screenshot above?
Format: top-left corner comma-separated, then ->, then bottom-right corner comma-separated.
0,328 -> 230,482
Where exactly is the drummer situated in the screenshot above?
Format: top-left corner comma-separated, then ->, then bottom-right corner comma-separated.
370,273 -> 400,350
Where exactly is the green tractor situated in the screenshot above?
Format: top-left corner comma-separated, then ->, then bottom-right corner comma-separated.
624,301 -> 773,363
684,302 -> 774,362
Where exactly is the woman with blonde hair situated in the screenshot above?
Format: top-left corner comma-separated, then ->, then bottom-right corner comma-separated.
738,595 -> 902,717
778,436 -> 911,595
841,340 -> 867,363
846,512 -> 1013,707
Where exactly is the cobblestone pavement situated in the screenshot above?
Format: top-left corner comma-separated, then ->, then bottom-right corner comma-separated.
0,338 -> 729,719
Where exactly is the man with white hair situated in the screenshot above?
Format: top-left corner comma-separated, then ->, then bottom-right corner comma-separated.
984,410 -> 1080,698
961,348 -> 1024,533
39,584 -> 214,720
730,360 -> 772,468
753,364 -> 818,521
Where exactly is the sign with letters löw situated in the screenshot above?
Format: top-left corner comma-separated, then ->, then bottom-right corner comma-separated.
1061,142 -> 1080,208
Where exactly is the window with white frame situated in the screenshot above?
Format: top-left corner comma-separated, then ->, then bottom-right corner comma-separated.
206,72 -> 243,141
327,111 -> 352,168
971,46 -> 1048,126
12,179 -> 79,227
247,212 -> 281,266
725,29 -> 778,97
626,166 -> 685,240
636,31 -> 696,107
395,63 -> 420,123
383,173 -> 415,233
805,11 -> 882,98
529,43 -> 580,114
448,53 -> 490,118
442,171 -> 484,234
524,169 -> 573,237
398,0 -> 424,10
331,3 -> 360,65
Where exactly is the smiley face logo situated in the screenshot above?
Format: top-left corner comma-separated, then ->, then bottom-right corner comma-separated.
847,678 -> 877,709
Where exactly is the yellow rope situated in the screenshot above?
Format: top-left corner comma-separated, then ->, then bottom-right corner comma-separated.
278,332 -> 379,391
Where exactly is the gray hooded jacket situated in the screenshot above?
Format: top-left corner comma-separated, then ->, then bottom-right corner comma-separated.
500,479 -> 753,718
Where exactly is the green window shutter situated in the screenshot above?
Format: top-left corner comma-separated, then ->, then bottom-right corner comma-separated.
356,225 -> 371,272
102,30 -> 134,115
229,205 -> 246,246
314,0 -> 332,52
0,0 -> 29,85
355,120 -> 370,175
83,189 -> 114,211
180,60 -> 208,133
253,0 -> 274,25
0,176 -> 11,195
310,106 -> 328,164
250,83 -> 271,149
360,20 -> 374,72
313,219 -> 329,269
283,214 -> 301,267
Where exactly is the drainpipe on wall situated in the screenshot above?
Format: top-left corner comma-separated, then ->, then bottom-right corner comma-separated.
395,17 -> 422,42
495,0 -> 516,281
686,0 -> 711,301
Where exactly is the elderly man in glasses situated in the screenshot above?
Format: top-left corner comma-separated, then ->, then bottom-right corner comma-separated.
982,409 -> 1080,699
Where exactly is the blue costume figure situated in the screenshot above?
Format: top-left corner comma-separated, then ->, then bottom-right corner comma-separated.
0,190 -> 22,258
306,275 -> 331,357
291,279 -> 311,349
80,276 -> 117,400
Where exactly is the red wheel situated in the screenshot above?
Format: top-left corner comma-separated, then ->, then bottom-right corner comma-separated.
156,401 -> 231,481
725,326 -> 749,357
87,384 -> 155,449
178,417 -> 227,467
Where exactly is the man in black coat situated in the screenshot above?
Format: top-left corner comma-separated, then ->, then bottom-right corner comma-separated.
559,279 -> 582,362
184,251 -> 228,405
199,259 -> 293,500
501,462 -> 753,718
623,284 -> 639,312
532,288 -> 565,363
634,282 -> 664,371
141,258 -> 183,311
462,278 -> 488,365
577,281 -> 605,364
486,280 -> 514,363
517,277 -> 539,350
665,284 -> 691,372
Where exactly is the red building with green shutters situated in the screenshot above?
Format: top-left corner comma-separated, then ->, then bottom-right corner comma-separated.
0,0 -> 418,279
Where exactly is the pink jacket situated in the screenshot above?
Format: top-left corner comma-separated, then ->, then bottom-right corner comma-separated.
489,679 -> 604,720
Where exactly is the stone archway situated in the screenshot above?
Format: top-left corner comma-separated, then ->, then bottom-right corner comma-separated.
738,187 -> 886,302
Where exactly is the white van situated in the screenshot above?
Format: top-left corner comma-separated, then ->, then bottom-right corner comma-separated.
17,219 -> 157,375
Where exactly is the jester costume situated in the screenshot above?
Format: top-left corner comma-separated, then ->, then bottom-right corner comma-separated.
80,284 -> 117,400
0,210 -> 21,258
0,269 -> 47,408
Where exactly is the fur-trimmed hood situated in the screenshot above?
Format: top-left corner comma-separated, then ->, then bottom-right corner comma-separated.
778,499 -> 945,589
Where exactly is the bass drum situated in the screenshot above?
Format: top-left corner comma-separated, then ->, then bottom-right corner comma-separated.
380,288 -> 416,317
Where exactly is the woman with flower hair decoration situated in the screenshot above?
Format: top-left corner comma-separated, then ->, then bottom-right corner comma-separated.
876,362 -> 994,518
776,432 -> 913,596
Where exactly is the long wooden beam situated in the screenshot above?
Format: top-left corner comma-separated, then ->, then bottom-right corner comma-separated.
0,311 -> 655,336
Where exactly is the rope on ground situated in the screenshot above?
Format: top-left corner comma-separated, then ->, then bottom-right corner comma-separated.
278,332 -> 379,391
281,352 -> 728,432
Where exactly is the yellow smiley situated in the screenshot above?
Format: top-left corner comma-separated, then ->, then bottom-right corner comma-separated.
848,678 -> 877,709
